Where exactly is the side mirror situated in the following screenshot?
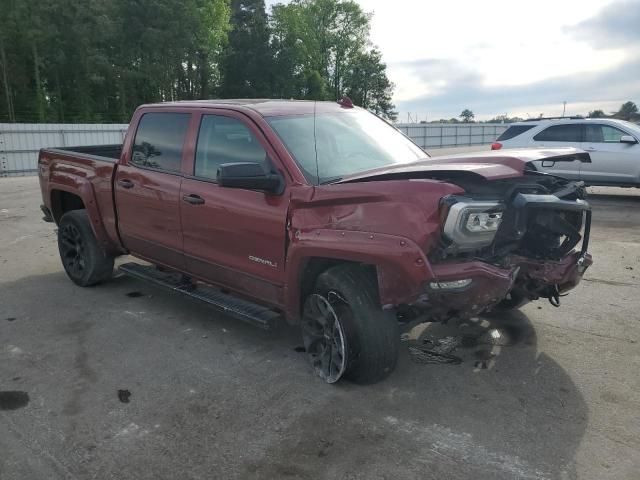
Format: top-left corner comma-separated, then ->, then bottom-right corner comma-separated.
217,162 -> 284,194
620,135 -> 637,144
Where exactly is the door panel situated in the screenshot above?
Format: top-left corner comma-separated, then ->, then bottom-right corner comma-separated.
180,112 -> 289,307
114,111 -> 191,268
115,166 -> 184,267
580,124 -> 640,184
180,180 -> 288,305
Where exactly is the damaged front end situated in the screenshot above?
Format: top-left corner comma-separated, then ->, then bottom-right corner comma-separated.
425,172 -> 592,318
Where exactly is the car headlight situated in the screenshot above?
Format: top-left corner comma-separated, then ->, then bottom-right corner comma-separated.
442,200 -> 504,251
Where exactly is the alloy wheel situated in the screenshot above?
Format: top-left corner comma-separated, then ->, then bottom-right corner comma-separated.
301,292 -> 348,383
60,223 -> 86,278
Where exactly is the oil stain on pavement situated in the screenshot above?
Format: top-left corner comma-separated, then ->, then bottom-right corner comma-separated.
0,391 -> 29,410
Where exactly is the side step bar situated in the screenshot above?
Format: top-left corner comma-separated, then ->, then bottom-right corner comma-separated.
118,262 -> 280,330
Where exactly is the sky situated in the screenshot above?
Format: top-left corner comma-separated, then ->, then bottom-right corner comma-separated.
267,0 -> 640,121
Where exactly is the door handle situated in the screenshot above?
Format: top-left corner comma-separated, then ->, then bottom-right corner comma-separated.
118,179 -> 134,189
182,194 -> 205,205
584,146 -> 597,151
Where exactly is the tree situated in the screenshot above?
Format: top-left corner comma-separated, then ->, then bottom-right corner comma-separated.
270,0 -> 396,115
615,101 -> 638,120
483,115 -> 525,124
0,0 -> 230,123
0,0 -> 397,123
459,109 -> 474,123
303,70 -> 327,99
588,109 -> 606,118
220,0 -> 273,98
344,49 -> 396,120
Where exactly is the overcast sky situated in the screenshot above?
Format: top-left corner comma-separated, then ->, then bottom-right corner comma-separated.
267,0 -> 640,120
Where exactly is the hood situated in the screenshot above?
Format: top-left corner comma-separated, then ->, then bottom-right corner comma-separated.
337,147 -> 590,183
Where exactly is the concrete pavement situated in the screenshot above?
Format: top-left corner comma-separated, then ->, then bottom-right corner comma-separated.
1,177 -> 639,479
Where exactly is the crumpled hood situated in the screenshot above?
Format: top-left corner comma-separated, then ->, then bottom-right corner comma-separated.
337,147 -> 590,183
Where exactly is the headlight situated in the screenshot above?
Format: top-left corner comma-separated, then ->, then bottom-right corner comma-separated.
442,200 -> 504,251
465,211 -> 503,232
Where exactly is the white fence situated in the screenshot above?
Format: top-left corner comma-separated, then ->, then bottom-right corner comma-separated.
396,123 -> 508,149
0,122 -> 508,177
0,124 -> 128,177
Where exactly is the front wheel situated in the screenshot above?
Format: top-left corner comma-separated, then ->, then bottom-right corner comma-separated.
58,209 -> 114,286
301,264 -> 399,384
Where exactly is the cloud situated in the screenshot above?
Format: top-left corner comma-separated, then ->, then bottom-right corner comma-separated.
566,0 -> 640,49
394,56 -> 640,119
263,0 -> 639,119
393,0 -> 640,119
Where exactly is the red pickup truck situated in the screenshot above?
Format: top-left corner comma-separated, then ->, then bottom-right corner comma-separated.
38,99 -> 592,384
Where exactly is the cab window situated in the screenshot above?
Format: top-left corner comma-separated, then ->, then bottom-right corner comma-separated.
584,124 -> 628,143
496,125 -> 535,141
194,115 -> 267,180
533,124 -> 583,142
131,112 -> 190,173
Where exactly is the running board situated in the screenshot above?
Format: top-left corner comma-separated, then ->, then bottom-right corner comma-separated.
118,262 -> 280,330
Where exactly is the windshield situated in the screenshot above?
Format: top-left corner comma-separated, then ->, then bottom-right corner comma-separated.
617,120 -> 640,135
267,109 -> 427,184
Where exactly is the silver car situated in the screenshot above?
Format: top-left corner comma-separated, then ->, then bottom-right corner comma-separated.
492,118 -> 640,186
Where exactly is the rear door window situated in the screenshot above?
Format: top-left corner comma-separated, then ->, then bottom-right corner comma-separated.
584,124 -> 628,143
496,125 -> 535,141
131,112 -> 191,173
533,124 -> 583,142
194,115 -> 267,180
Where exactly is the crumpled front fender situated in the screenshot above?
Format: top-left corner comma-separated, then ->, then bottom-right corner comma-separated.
284,229 -> 435,322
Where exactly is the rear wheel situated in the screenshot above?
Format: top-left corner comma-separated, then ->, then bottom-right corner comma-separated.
58,210 -> 114,286
301,264 -> 399,384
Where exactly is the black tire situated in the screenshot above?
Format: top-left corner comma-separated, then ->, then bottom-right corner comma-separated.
301,264 -> 399,384
57,209 -> 114,286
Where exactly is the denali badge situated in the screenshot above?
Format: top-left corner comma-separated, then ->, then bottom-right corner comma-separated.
248,255 -> 278,268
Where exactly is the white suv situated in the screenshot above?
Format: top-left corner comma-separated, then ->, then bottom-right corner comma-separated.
492,118 -> 640,186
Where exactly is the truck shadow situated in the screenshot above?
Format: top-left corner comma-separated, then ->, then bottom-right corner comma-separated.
1,272 -> 587,480
246,309 -> 588,480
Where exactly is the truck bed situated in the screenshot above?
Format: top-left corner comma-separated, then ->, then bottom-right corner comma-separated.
47,144 -> 122,162
38,144 -> 123,253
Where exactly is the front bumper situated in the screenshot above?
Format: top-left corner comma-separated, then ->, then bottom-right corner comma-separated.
419,250 -> 592,319
418,182 -> 593,318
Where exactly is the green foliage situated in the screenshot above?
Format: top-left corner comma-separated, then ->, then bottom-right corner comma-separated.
0,0 -> 396,123
269,0 -> 396,119
344,49 -> 397,120
220,0 -> 272,97
0,0 -> 230,122
482,115 -> 525,123
587,109 -> 606,118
